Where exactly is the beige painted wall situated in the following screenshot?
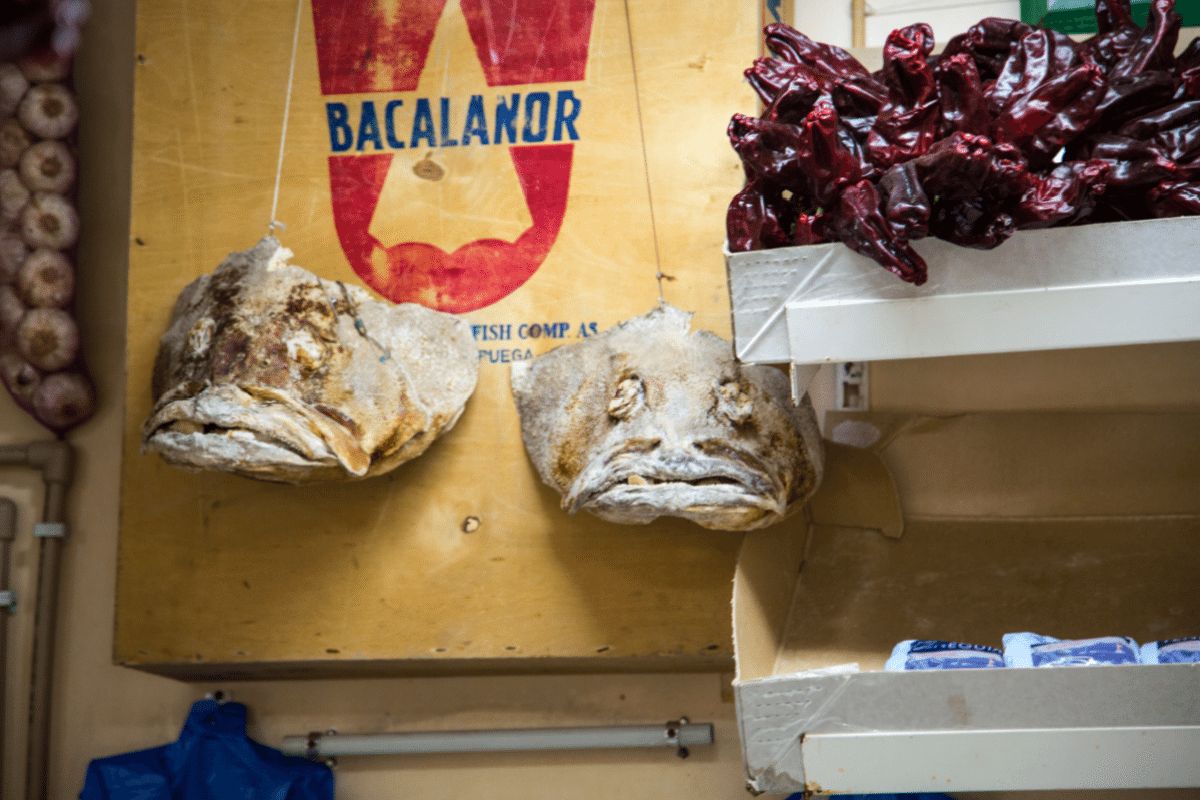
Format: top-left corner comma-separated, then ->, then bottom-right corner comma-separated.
0,2 -> 1196,799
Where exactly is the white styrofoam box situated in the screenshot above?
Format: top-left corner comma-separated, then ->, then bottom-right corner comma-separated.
725,216 -> 1200,366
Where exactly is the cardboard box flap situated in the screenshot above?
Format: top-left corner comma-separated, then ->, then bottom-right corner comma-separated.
735,669 -> 858,794
826,411 -> 1200,520
733,442 -> 901,683
808,441 -> 903,539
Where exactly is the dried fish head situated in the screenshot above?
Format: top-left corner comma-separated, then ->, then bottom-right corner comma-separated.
143,237 -> 478,483
511,303 -> 822,530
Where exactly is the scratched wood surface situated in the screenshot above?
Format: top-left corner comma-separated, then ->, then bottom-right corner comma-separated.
117,0 -> 767,677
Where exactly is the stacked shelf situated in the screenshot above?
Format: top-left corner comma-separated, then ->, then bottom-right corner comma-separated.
725,226 -> 1200,793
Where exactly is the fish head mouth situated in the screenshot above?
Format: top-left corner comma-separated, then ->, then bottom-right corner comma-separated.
141,382 -> 372,483
563,438 -> 792,530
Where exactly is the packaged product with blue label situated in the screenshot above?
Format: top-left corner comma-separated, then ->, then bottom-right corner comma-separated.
884,639 -> 1005,670
1003,632 -> 1140,667
1140,637 -> 1200,664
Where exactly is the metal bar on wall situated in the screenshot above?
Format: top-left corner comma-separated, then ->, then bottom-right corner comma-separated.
282,720 -> 714,759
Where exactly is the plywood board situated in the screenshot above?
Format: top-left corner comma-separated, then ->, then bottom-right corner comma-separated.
118,0 -> 766,677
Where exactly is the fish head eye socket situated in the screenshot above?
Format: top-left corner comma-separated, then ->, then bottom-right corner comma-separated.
608,374 -> 644,421
716,380 -> 753,424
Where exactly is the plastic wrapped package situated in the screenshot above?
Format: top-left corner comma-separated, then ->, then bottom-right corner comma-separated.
884,639 -> 1004,670
1003,633 -> 1140,668
79,699 -> 333,800
1140,637 -> 1200,664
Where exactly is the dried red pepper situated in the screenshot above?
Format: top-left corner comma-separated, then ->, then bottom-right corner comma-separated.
878,161 -> 930,241
1081,0 -> 1142,68
1069,133 -> 1177,187
931,195 -> 1017,248
991,57 -> 1108,163
729,105 -> 862,209
1010,161 -> 1110,228
764,23 -> 877,82
985,27 -> 1082,117
942,18 -> 1036,81
726,179 -> 796,252
793,212 -> 827,246
726,0 -> 1200,283
1089,70 -> 1177,132
935,52 -> 991,137
1108,0 -> 1181,79
914,133 -> 1025,248
1117,99 -> 1200,161
824,180 -> 928,284
866,25 -> 941,168
1148,180 -> 1200,215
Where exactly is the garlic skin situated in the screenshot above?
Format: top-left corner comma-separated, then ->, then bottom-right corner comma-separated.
0,118 -> 32,168
19,140 -> 75,193
0,225 -> 28,283
0,168 -> 30,221
0,64 -> 29,117
18,54 -> 71,84
18,83 -> 78,139
21,191 -> 79,250
32,370 -> 94,431
0,351 -> 40,405
17,306 -> 79,372
0,283 -> 25,338
18,248 -> 73,308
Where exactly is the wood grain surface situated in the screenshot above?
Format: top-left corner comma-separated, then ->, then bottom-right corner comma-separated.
118,0 -> 765,677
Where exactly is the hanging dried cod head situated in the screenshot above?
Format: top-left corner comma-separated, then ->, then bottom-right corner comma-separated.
511,303 -> 823,530
143,237 -> 478,483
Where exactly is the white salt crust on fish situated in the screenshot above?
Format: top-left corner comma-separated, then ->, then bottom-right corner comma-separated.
143,237 -> 478,484
511,303 -> 823,531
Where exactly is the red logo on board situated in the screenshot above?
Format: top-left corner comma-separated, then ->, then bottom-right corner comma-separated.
312,0 -> 597,313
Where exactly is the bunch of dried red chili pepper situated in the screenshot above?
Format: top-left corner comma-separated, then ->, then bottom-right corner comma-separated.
727,0 -> 1200,284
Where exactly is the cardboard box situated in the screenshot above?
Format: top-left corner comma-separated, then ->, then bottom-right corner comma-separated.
732,412 -> 1200,793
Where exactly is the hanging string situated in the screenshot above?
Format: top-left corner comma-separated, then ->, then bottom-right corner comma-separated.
622,0 -> 667,304
268,0 -> 305,237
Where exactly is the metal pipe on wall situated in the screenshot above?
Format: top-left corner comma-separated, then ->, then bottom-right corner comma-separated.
0,441 -> 73,800
282,720 -> 714,760
0,498 -> 17,798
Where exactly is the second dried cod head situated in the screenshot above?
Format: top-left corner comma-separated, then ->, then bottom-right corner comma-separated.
511,303 -> 823,530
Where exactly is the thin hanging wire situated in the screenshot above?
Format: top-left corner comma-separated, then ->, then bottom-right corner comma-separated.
622,0 -> 667,304
268,0 -> 305,237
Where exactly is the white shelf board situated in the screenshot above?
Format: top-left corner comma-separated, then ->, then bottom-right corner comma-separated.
802,725 -> 1200,793
726,216 -> 1200,365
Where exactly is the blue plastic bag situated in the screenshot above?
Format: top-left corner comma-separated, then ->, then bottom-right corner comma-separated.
80,699 -> 333,800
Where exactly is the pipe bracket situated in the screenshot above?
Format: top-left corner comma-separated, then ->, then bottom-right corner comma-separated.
665,717 -> 691,759
33,522 -> 66,539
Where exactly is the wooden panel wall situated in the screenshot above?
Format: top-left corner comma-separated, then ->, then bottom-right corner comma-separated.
118,0 -> 765,677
